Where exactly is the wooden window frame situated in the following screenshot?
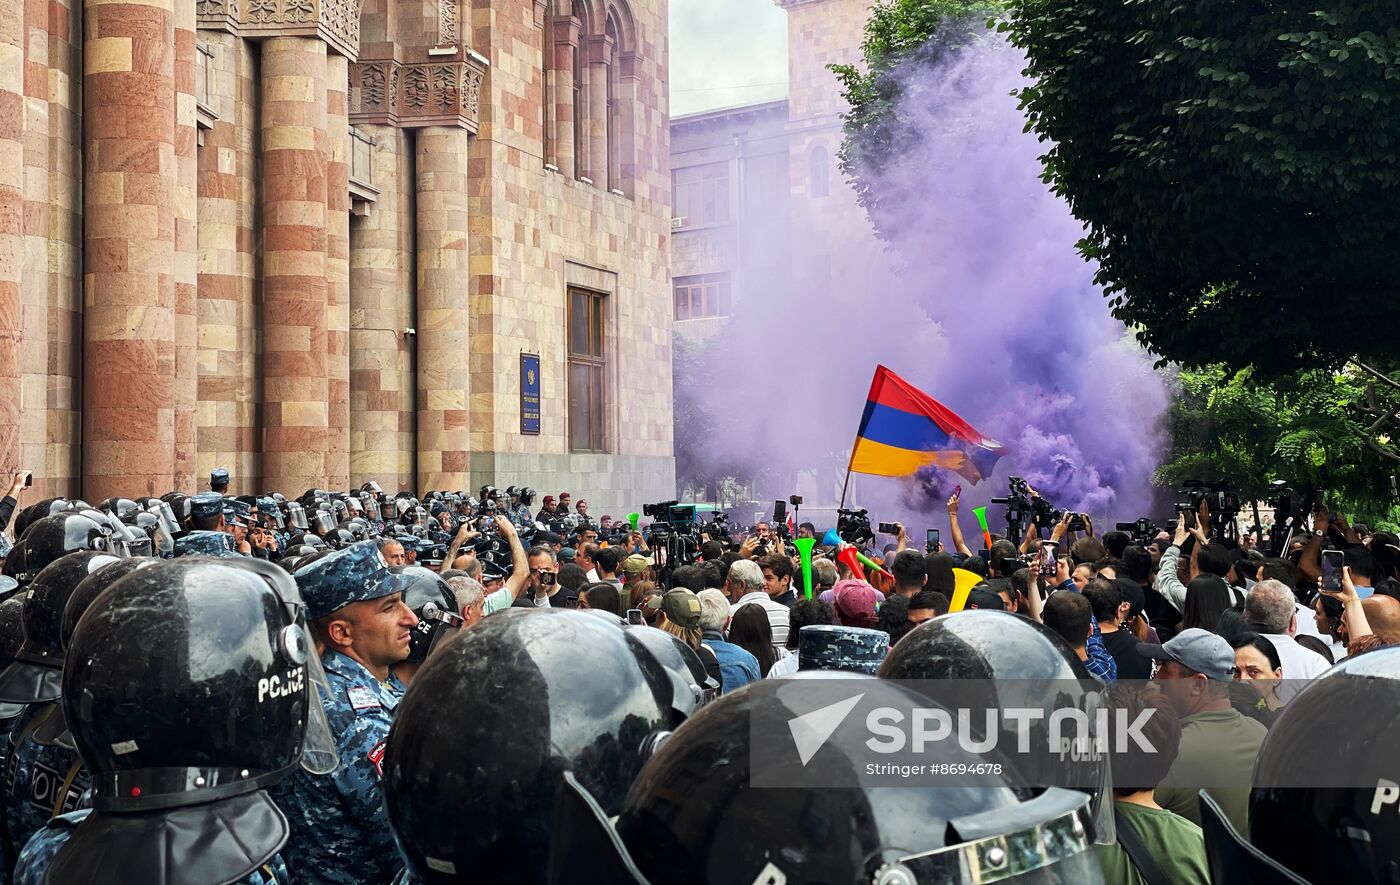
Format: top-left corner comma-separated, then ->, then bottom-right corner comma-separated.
567,287 -> 609,453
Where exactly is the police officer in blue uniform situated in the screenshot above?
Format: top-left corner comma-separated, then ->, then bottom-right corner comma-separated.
17,556 -> 332,885
210,466 -> 231,494
512,487 -> 537,528
273,540 -> 418,885
172,529 -> 241,557
0,552 -> 120,870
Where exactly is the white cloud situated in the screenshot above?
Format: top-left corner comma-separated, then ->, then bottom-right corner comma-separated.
669,0 -> 789,116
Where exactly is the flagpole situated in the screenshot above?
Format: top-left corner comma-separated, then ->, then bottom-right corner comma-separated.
838,443 -> 856,510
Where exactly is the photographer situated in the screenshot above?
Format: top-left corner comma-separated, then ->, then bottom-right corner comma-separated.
481,515 -> 530,614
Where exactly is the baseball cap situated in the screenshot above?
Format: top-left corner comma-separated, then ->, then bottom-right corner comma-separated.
832,579 -> 879,628
965,587 -> 1006,611
657,589 -> 701,629
560,546 -> 576,562
1137,627 -> 1236,680
622,554 -> 650,576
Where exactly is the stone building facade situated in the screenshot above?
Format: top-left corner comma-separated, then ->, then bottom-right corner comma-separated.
669,98 -> 789,343
0,0 -> 675,512
669,0 -> 876,345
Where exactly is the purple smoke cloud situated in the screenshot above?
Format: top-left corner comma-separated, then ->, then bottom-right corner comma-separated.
683,36 -> 1167,531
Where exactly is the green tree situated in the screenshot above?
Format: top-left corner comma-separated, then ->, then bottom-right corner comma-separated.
1158,364 -> 1400,523
832,0 -> 1004,237
1000,1 -> 1400,374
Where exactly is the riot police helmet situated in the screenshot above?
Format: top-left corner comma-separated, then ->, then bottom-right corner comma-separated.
394,565 -> 463,663
0,550 -> 121,703
384,609 -> 679,884
49,557 -> 337,885
549,676 -> 1102,885
18,512 -> 109,584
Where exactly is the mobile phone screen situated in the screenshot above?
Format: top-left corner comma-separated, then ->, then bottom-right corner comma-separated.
926,528 -> 939,550
1321,549 -> 1344,592
626,609 -> 644,625
1038,544 -> 1057,576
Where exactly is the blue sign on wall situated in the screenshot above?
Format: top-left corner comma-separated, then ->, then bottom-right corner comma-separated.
520,353 -> 541,434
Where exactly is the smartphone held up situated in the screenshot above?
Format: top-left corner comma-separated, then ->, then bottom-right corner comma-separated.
1321,549 -> 1344,593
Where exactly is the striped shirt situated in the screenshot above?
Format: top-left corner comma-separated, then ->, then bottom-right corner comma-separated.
731,591 -> 791,650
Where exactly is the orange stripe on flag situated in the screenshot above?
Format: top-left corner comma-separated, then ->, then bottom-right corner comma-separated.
849,438 -> 970,478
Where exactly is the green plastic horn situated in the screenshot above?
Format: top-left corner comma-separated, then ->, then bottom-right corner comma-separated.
628,512 -> 640,531
793,537 -> 817,599
972,505 -> 993,549
854,550 -> 891,578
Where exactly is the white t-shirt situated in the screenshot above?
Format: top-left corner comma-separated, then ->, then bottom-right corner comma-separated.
1261,633 -> 1330,704
767,649 -> 799,678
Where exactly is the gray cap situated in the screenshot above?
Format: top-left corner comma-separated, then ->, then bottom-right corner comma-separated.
1137,627 -> 1236,680
797,624 -> 890,675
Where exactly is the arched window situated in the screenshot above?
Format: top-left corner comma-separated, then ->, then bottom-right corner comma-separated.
808,145 -> 829,198
606,11 -> 621,191
573,0 -> 588,180
541,0 -> 635,192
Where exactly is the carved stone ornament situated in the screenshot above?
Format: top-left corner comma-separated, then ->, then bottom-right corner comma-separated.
438,0 -> 459,47
197,0 -> 362,61
350,58 -> 486,131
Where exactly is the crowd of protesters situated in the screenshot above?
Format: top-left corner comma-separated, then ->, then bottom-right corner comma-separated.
0,466 -> 1391,884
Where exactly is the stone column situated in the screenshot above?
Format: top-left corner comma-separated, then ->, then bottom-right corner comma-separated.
46,0 -> 83,497
198,33 -> 248,487
587,40 -> 611,188
551,15 -> 578,179
414,126 -> 471,492
18,0 -> 46,490
325,54 -> 350,489
261,36 -> 329,496
82,0 -> 178,500
172,0 -> 197,490
538,0 -> 555,168
349,124 -> 415,491
0,0 -> 21,482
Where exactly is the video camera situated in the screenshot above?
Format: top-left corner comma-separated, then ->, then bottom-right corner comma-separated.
836,508 -> 874,546
1114,517 -> 1159,548
992,476 -> 1083,542
1175,479 -> 1240,541
641,500 -> 701,569
703,511 -> 731,547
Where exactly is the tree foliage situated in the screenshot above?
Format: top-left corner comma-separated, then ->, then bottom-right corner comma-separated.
832,0 -> 1004,238
1000,1 -> 1400,374
1158,364 -> 1400,521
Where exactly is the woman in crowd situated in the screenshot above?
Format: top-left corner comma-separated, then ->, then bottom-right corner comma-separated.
728,604 -> 777,677
1313,593 -> 1348,661
1231,633 -> 1284,726
1180,574 -> 1233,633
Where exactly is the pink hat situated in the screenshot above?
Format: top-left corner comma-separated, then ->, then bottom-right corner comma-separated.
832,579 -> 880,629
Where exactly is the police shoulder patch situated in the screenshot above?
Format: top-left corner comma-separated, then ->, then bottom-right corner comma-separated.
367,741 -> 386,778
347,686 -> 380,711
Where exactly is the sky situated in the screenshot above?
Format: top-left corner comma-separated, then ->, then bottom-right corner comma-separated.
668,0 -> 789,117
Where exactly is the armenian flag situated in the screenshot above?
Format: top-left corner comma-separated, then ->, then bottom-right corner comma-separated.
848,366 -> 1004,484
